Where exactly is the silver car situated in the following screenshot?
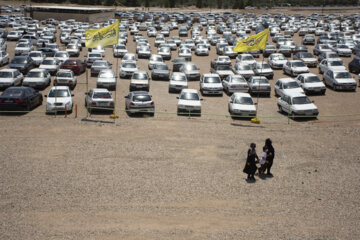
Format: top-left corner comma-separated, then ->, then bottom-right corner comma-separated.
130,71 -> 150,91
23,68 -> 51,89
169,72 -> 188,93
248,76 -> 271,97
125,91 -> 154,116
85,88 -> 114,113
97,69 -> 116,90
180,63 -> 200,81
151,63 -> 170,80
54,69 -> 77,89
323,70 -> 357,91
91,60 -> 112,77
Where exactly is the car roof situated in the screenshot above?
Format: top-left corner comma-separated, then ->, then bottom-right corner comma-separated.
0,68 -> 17,72
92,88 -> 109,92
203,73 -> 219,77
181,88 -> 198,94
278,78 -> 296,83
232,92 -> 251,98
284,92 -> 307,98
131,91 -> 150,95
50,86 -> 70,90
29,68 -> 47,72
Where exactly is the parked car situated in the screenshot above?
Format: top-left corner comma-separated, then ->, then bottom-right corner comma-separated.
180,62 -> 200,81
39,57 -> 61,75
263,45 -> 277,57
130,71 -> 150,91
195,44 -> 210,56
349,57 -> 360,73
278,45 -> 292,57
248,76 -> 271,97
331,44 -> 352,57
125,91 -> 154,116
90,60 -> 112,77
274,78 -> 305,97
14,42 -> 33,55
318,59 -> 346,74
228,92 -> 256,118
295,73 -> 326,95
302,34 -> 315,45
232,63 -> 255,79
45,86 -> 74,113
113,44 -> 128,58
200,73 -> 223,96
236,54 -> 256,65
0,50 -> 9,66
268,53 -> 287,69
120,61 -> 138,78
210,64 -> 234,80
293,52 -> 317,68
178,48 -> 192,61
283,60 -> 310,77
323,69 -> 357,91
253,62 -> 274,79
222,74 -> 249,95
61,59 -> 86,75
313,44 -> 332,56
0,69 -> 23,89
0,86 -> 42,111
177,89 -> 202,116
54,69 -> 77,89
151,63 -> 170,80
172,57 -> 187,72
138,46 -> 151,59
85,88 -> 114,113
148,54 -> 163,70
23,68 -> 50,89
54,51 -> 69,64
277,93 -> 319,119
158,47 -> 171,60
97,69 -> 116,90
168,72 -> 188,93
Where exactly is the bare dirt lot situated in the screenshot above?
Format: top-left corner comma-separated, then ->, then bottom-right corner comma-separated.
1,6 -> 360,240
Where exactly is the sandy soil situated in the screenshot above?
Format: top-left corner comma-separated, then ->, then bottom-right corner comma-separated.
0,6 -> 360,240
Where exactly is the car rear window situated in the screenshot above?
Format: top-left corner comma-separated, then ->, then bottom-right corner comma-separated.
2,88 -> 23,97
93,92 -> 111,99
133,95 -> 151,101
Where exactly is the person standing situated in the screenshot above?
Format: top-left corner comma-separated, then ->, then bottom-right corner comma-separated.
243,143 -> 259,181
264,138 -> 275,176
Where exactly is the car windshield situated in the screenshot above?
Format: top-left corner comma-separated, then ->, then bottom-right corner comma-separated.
305,76 -> 321,83
64,60 -> 77,65
301,53 -> 313,58
234,97 -> 253,105
329,53 -> 339,58
123,63 -> 136,68
172,75 -> 186,81
292,61 -> 306,67
155,64 -> 168,70
321,45 -> 331,49
217,65 -> 231,70
0,71 -> 12,78
283,81 -> 300,89
293,96 -> 312,104
93,92 -> 111,99
256,63 -> 271,69
89,53 -> 101,58
204,77 -> 221,83
335,72 -> 352,78
55,53 -> 68,57
116,45 -> 125,49
93,62 -> 108,67
27,71 -> 43,77
99,71 -> 115,78
29,52 -> 41,57
180,92 -> 200,100
132,73 -> 147,79
237,64 -> 251,70
329,61 -> 343,66
57,72 -> 72,78
11,58 -> 27,64
48,89 -> 70,97
42,60 -> 55,65
2,88 -> 23,97
185,64 -> 197,70
231,76 -> 246,83
17,43 -> 28,48
252,78 -> 268,83
133,95 -> 151,101
243,56 -> 253,60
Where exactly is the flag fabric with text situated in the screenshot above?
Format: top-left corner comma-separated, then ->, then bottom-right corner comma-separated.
233,28 -> 269,53
85,21 -> 119,48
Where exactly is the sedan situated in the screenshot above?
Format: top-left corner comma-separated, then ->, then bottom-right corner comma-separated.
120,61 -> 138,79
91,60 -> 112,77
61,59 -> 86,75
319,59 -> 346,74
180,63 -> 200,81
200,73 -> 223,96
293,52 -> 317,68
195,44 -> 210,56
0,69 -> 23,89
323,70 -> 357,91
148,54 -> 163,70
295,73 -> 326,95
54,69 -> 77,89
39,57 -> 61,76
158,47 -> 171,60
228,92 -> 257,118
14,42 -> 33,56
138,46 -> 151,59
23,68 -> 51,89
274,78 -> 305,97
168,72 -> 188,93
177,89 -> 202,116
85,88 -> 114,113
130,71 -> 150,91
125,91 -> 154,116
232,63 -> 255,79
253,62 -> 274,79
331,44 -> 352,57
151,63 -> 170,80
66,44 -> 80,57
9,55 -> 36,75
178,48 -> 192,61
113,44 -> 128,58
248,76 -> 271,97
97,69 -> 116,90
283,60 -> 310,77
45,86 -> 74,113
277,93 -> 319,119
0,50 -> 9,66
268,53 -> 287,69
222,75 -> 249,95
0,86 -> 42,111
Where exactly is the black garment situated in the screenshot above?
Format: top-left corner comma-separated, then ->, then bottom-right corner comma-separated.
243,149 -> 258,176
265,144 -> 275,174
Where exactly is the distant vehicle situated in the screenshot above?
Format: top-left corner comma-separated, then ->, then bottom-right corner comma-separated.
323,70 -> 357,91
61,59 -> 86,75
0,86 -> 42,111
0,69 -> 23,89
177,89 -> 202,116
54,69 -> 77,89
97,69 -> 116,90
222,75 -> 249,95
200,73 -> 223,96
125,91 -> 154,116
45,86 -> 74,113
274,78 -> 305,97
228,92 -> 257,118
85,88 -> 114,113
277,93 -> 319,119
168,72 -> 188,93
283,60 -> 309,77
295,73 -> 326,95
23,68 -> 51,89
248,76 -> 271,97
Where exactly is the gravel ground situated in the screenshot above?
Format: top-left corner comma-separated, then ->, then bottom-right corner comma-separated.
0,5 -> 360,239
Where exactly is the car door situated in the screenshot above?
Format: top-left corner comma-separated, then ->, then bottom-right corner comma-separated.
320,59 -> 326,73
283,95 -> 291,113
222,76 -> 229,90
15,70 -> 22,85
274,80 -> 281,96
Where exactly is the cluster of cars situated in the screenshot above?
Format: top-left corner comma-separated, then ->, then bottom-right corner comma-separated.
0,9 -> 359,119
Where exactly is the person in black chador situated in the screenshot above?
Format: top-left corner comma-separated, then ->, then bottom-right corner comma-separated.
243,143 -> 259,181
264,138 -> 275,176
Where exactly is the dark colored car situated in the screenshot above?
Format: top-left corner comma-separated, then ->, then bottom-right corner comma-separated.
348,56 -> 360,74
61,59 -> 86,75
293,45 -> 308,54
0,29 -> 8,39
0,86 -> 42,111
9,55 -> 36,74
38,47 -> 57,57
172,57 -> 187,72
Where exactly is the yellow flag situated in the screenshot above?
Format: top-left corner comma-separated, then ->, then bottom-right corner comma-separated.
233,28 -> 269,53
85,21 -> 119,48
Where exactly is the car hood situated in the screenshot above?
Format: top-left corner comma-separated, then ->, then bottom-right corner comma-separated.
121,67 -> 138,72
303,82 -> 325,88
302,58 -> 317,62
217,70 -> 234,75
202,83 -> 223,88
24,77 -> 46,82
40,65 -> 57,69
131,79 -> 149,84
283,88 -> 305,95
47,97 -> 71,104
328,66 -> 346,71
178,99 -> 201,107
293,66 -> 309,71
232,104 -> 256,111
293,103 -> 318,111
335,78 -> 356,83
170,80 -> 187,86
98,77 -> 116,82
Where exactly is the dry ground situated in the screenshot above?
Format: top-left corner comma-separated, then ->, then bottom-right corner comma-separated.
0,6 -> 360,240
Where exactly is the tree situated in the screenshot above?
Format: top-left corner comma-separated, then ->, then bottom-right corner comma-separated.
145,0 -> 150,7
239,0 -> 245,8
233,0 -> 240,8
217,0 -> 222,8
196,0 -> 202,8
104,0 -> 115,5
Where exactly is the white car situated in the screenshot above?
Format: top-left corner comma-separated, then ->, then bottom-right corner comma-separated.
195,44 -> 209,56
54,51 -> 69,64
23,68 -> 51,89
148,54 -> 163,70
119,61 -> 138,79
318,59 -> 346,74
66,44 -> 80,57
85,88 -> 114,113
97,69 -> 116,90
14,42 -> 33,55
0,50 -> 9,66
331,44 -> 352,57
277,93 -> 319,119
113,44 -> 128,57
200,73 -> 223,96
274,78 -> 305,97
236,54 -> 256,65
54,69 -> 77,89
0,69 -> 23,89
268,53 -> 287,69
39,57 -> 61,75
45,86 -> 73,113
178,48 -> 192,61
177,89 -> 202,116
129,71 -> 150,91
169,72 -> 188,93
7,31 -> 22,41
222,75 -> 249,94
122,53 -> 137,62
283,60 -> 310,77
91,46 -> 105,57
323,70 -> 357,91
232,63 -> 254,79
228,92 -> 257,118
295,73 -> 326,95
253,62 -> 274,79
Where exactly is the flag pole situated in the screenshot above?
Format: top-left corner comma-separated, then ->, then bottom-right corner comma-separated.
251,54 -> 263,124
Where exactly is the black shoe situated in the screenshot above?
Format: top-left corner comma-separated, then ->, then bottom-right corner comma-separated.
266,172 -> 273,176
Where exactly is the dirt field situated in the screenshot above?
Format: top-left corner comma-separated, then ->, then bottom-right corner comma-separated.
1,6 -> 360,240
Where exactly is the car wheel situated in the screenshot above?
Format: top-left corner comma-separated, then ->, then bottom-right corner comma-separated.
291,112 -> 296,119
278,104 -> 283,113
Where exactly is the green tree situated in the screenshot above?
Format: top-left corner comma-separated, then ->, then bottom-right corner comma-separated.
217,0 -> 222,8
145,0 -> 150,7
233,0 -> 239,8
196,0 -> 202,8
104,0 -> 115,5
239,0 -> 245,8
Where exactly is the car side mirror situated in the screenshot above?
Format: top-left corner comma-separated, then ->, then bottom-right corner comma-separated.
71,94 -> 74,97
176,97 -> 179,99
